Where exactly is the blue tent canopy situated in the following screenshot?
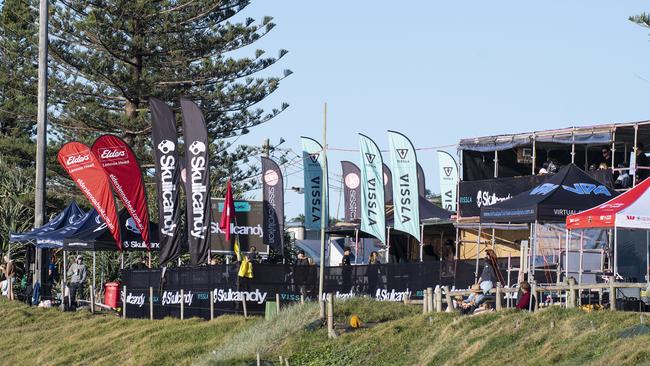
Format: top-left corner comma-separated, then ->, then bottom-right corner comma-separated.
9,202 -> 85,244
34,208 -> 102,249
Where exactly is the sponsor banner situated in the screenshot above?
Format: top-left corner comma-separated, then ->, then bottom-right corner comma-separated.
458,175 -> 546,217
181,99 -> 211,266
57,142 -> 121,249
341,161 -> 361,222
359,134 -> 386,243
301,137 -> 327,230
417,163 -> 426,197
261,157 -> 284,250
92,135 -> 150,249
437,150 -> 459,212
210,199 -> 267,253
387,131 -> 420,239
383,164 -> 393,204
150,98 -> 183,265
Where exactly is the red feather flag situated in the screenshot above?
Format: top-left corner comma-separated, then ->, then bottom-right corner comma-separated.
219,179 -> 236,241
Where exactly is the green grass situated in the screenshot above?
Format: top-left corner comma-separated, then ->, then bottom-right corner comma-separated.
2,298 -> 650,366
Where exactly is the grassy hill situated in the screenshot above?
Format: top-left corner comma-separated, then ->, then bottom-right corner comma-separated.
2,298 -> 650,365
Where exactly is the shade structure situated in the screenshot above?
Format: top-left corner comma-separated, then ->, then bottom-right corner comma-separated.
34,208 -> 103,249
9,202 -> 85,244
566,176 -> 650,230
480,164 -> 618,223
63,209 -> 159,251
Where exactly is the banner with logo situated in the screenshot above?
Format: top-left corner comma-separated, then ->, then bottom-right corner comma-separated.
210,199 -> 267,253
181,99 -> 211,266
341,161 -> 361,222
417,163 -> 426,197
383,164 -> 393,204
437,151 -> 459,212
387,131 -> 420,239
301,137 -> 327,230
150,98 -> 183,265
359,134 -> 385,243
57,142 -> 121,249
91,135 -> 150,249
261,157 -> 284,250
458,175 -> 546,217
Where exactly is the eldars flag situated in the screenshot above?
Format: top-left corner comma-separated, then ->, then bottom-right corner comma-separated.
180,99 -> 211,266
358,134 -> 385,243
58,142 -> 122,249
150,98 -> 183,265
301,137 -> 327,230
388,131 -> 420,240
92,135 -> 150,250
261,157 -> 284,250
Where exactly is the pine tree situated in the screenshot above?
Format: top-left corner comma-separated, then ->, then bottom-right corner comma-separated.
49,0 -> 291,193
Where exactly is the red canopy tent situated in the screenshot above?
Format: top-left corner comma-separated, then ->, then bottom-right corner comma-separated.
566,177 -> 650,280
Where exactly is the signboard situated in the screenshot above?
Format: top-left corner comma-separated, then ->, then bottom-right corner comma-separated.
210,198 -> 268,254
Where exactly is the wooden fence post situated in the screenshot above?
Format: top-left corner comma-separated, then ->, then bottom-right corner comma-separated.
496,284 -> 502,312
242,298 -> 248,318
422,289 -> 428,314
276,293 -> 281,314
327,293 -> 337,339
434,287 -> 443,313
427,287 -> 434,313
567,278 -> 576,309
609,279 -> 616,311
300,294 -> 304,305
210,289 -> 215,320
122,285 -> 126,319
442,286 -> 453,313
531,282 -> 538,312
90,285 -> 95,314
149,286 -> 153,320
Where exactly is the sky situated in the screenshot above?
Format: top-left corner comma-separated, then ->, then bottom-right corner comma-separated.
230,1 -> 650,220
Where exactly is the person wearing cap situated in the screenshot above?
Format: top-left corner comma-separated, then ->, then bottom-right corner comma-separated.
68,255 -> 87,307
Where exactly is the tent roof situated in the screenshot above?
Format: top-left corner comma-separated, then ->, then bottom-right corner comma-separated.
34,208 -> 103,249
386,196 -> 452,225
566,176 -> 650,229
10,202 -> 85,244
480,164 -> 618,224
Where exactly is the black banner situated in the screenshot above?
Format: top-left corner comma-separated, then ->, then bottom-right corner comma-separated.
417,162 -> 426,197
150,99 -> 183,265
459,175 -> 546,217
211,199 -> 266,253
181,99 -> 211,266
383,163 -> 393,204
261,157 -> 284,250
341,161 -> 361,222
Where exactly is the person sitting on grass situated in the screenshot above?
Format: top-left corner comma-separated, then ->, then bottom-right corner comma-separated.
459,284 -> 485,315
516,281 -> 532,310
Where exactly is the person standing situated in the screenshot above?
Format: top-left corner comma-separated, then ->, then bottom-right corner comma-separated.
68,255 -> 87,307
341,246 -> 352,266
2,255 -> 15,300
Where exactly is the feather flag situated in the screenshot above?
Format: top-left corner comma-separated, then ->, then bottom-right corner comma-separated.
233,235 -> 242,262
219,179 -> 236,241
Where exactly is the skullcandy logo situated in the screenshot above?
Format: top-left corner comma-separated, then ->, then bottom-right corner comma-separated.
344,173 -> 360,189
158,149 -> 177,237
264,169 -> 280,186
396,149 -> 409,160
99,148 -> 127,160
66,154 -> 90,166
125,217 -> 140,234
157,139 -> 175,154
189,141 -> 206,155
125,293 -> 145,307
476,190 -> 512,208
188,140 -> 207,239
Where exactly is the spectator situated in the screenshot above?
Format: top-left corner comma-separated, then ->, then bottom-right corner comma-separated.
68,255 -> 87,307
460,284 -> 485,315
477,250 -> 498,295
615,164 -> 631,189
1,255 -> 15,300
600,147 -> 612,167
588,164 -> 597,172
132,256 -> 148,270
538,161 -> 549,175
368,251 -> 381,265
636,144 -> 650,181
296,250 -> 311,266
341,246 -> 352,266
48,255 -> 58,286
598,162 -> 608,170
247,246 -> 261,263
516,281 -> 532,310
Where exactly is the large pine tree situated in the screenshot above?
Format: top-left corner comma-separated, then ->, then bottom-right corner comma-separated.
49,0 -> 290,194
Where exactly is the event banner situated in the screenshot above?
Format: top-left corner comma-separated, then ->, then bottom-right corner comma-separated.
210,199 -> 267,253
359,134 -> 385,243
261,157 -> 284,250
417,163 -> 426,197
437,150 -> 459,212
57,142 -> 121,249
341,161 -> 361,222
181,99 -> 211,266
301,137 -> 327,230
91,135 -> 150,249
458,175 -> 546,217
388,131 -> 420,239
383,163 -> 393,204
150,98 -> 183,265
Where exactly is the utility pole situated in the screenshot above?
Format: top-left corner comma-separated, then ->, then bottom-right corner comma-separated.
262,138 -> 270,158
318,103 -> 328,311
34,0 -> 49,285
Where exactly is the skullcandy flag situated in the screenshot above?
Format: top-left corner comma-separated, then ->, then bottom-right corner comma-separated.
181,99 -> 211,266
388,130 -> 420,240
359,134 -> 386,243
58,142 -> 122,249
341,161 -> 361,222
262,157 -> 284,250
150,98 -> 183,265
301,137 -> 327,230
92,135 -> 150,250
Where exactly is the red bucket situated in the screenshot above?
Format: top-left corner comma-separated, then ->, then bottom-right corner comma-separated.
104,282 -> 121,308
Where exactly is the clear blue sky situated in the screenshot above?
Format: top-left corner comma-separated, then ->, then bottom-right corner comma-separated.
235,1 -> 650,220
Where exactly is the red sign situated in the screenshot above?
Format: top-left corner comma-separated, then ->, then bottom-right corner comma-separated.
92,135 -> 150,249
58,142 -> 122,249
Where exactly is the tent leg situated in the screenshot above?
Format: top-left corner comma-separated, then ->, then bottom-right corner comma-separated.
614,226 -> 618,276
148,251 -> 152,268
419,225 -> 424,262
646,231 -> 649,283
565,230 -> 570,283
354,229 -> 360,264
120,252 -> 124,270
386,227 -> 391,264
475,225 -> 482,282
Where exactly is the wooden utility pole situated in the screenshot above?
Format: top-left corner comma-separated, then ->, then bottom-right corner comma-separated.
318,103 -> 328,316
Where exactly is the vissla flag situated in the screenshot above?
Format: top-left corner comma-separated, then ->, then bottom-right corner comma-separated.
437,150 -> 459,212
181,99 -> 211,266
219,179 -> 236,242
58,142 -> 121,249
301,137 -> 327,230
341,161 -> 361,222
417,163 -> 426,197
261,157 -> 284,250
150,98 -> 183,265
92,135 -> 150,249
359,134 -> 385,243
388,131 -> 420,239
383,163 -> 393,204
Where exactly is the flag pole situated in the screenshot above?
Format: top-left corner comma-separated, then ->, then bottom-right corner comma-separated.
318,103 -> 328,314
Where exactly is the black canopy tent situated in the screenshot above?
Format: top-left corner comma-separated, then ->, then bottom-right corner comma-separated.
9,201 -> 85,246
478,164 -> 618,280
